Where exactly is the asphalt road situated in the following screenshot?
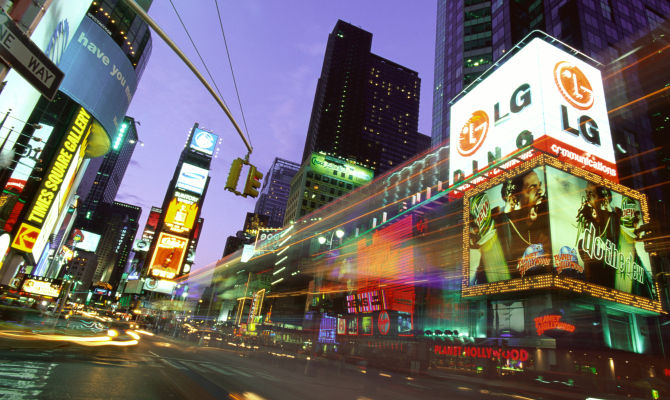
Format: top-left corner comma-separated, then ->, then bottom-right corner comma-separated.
0,334 -> 588,400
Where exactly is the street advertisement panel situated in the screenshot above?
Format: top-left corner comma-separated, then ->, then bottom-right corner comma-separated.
462,156 -> 660,311
21,277 -> 61,297
467,166 -> 551,285
72,229 -> 101,253
189,128 -> 218,156
449,37 -> 616,186
57,16 -> 138,140
11,107 -> 92,259
175,163 -> 208,195
142,278 -> 177,294
148,232 -> 188,279
6,125 -> 54,192
164,195 -> 198,234
0,1 -> 88,159
546,166 -> 655,298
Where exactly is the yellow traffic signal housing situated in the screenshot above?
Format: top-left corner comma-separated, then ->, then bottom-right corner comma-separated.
243,165 -> 263,198
225,158 -> 244,194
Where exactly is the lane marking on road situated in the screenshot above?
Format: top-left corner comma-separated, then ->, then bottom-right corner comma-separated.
0,360 -> 55,400
198,362 -> 234,375
159,358 -> 189,371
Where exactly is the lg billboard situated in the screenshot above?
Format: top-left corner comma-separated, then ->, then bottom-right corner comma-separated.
449,38 -> 616,185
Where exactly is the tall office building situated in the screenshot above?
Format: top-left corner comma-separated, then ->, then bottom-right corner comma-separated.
254,158 -> 300,228
77,117 -> 139,224
431,0 -> 670,147
302,20 -> 430,176
91,201 -> 141,290
142,124 -> 216,283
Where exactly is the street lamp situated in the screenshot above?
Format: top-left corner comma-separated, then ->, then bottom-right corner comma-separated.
318,229 -> 345,247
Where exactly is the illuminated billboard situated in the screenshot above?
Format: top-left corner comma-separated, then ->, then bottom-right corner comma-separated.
6,125 -> 55,193
148,232 -> 189,279
143,278 -> 177,294
72,229 -> 101,253
11,107 -> 92,259
462,155 -> 660,312
189,128 -> 218,156
164,196 -> 198,234
21,277 -> 61,298
449,37 -> 616,185
309,153 -> 373,186
58,16 -> 138,140
175,163 -> 208,195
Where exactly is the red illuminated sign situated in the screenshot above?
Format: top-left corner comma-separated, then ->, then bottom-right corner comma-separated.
378,311 -> 390,335
433,345 -> 530,362
534,314 -> 575,336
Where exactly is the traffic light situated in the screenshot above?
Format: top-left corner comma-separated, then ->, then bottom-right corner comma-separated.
243,165 -> 263,198
225,158 -> 244,194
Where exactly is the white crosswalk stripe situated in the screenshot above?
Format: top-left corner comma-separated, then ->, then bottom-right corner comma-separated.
0,360 -> 55,400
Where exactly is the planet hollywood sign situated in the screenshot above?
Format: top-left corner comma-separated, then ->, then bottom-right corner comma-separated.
433,345 -> 530,362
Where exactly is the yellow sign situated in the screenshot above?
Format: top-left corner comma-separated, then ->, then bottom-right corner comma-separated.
11,223 -> 40,252
25,107 -> 91,227
164,197 -> 198,234
148,232 -> 189,279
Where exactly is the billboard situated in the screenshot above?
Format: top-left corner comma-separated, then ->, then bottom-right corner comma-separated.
463,156 -> 659,311
142,278 -> 177,294
6,125 -> 55,193
449,37 -> 616,185
164,196 -> 198,234
309,153 -> 373,186
175,163 -> 208,195
148,232 -> 189,279
189,128 -> 218,156
11,107 -> 92,259
21,277 -> 61,298
72,229 -> 101,253
0,1 -> 89,160
58,16 -> 138,140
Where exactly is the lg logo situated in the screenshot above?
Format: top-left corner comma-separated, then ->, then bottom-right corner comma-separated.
554,61 -> 600,146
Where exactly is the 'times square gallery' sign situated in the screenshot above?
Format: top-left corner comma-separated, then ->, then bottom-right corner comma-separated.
449,37 -> 616,185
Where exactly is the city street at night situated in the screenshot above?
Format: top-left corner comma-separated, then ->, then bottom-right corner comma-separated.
0,0 -> 669,399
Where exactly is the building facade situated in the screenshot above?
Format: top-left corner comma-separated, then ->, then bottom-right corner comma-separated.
284,152 -> 373,225
431,0 -> 670,148
302,20 -> 429,176
254,158 -> 300,228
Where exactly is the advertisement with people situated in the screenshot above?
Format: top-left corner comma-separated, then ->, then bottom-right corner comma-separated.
465,160 -> 657,302
468,166 -> 551,284
546,166 -> 655,299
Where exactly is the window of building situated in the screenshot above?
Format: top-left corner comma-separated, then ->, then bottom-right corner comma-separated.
346,184 -> 353,190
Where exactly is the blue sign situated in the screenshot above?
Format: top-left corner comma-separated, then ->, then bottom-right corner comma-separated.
57,16 -> 138,143
189,128 -> 218,156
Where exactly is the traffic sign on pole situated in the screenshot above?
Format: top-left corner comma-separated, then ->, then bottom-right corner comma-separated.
0,9 -> 64,99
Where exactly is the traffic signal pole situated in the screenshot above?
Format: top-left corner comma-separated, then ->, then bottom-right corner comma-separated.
122,0 -> 253,155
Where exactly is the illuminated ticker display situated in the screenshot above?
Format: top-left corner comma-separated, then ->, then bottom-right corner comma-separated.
462,154 -> 662,313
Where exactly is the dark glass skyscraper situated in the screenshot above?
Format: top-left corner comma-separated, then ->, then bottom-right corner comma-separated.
254,158 -> 300,228
431,0 -> 670,147
302,20 -> 429,176
77,117 -> 139,224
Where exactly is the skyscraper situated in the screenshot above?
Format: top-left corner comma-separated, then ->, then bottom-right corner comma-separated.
91,201 -> 141,290
302,20 -> 429,176
143,123 -> 216,283
254,158 -> 300,228
77,117 -> 139,225
431,0 -> 670,148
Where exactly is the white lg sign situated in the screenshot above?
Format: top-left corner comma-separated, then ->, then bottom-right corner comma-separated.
449,37 -> 616,185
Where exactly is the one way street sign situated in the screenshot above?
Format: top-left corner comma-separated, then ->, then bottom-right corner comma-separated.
0,9 -> 63,100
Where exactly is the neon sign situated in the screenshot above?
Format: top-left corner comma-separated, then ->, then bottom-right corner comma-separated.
534,314 -> 575,336
433,345 -> 530,362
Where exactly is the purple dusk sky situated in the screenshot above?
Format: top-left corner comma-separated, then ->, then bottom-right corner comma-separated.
116,1 -> 437,281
